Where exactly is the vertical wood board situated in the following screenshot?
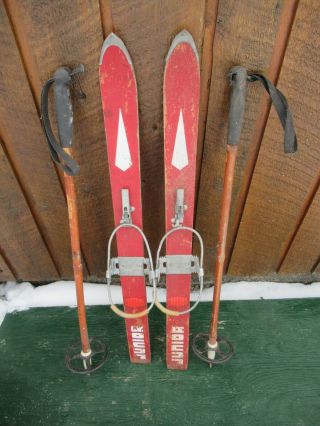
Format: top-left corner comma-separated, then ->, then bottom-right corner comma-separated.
229,0 -> 320,276
9,0 -> 113,278
0,144 -> 57,280
0,2 -> 73,278
0,254 -> 15,281
195,0 -> 283,277
279,184 -> 320,275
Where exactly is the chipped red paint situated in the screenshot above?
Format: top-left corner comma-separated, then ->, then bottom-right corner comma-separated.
164,38 -> 200,369
99,37 -> 151,363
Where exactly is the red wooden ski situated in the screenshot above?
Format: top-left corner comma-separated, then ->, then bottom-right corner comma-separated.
99,33 -> 151,363
162,31 -> 200,369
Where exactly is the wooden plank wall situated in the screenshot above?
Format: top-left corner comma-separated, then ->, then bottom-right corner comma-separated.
0,0 -> 318,283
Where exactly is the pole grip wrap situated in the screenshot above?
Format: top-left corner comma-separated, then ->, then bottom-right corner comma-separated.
227,66 -> 248,147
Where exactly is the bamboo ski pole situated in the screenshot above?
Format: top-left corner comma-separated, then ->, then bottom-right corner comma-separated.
63,162 -> 90,355
192,64 -> 297,366
208,67 -> 247,351
192,66 -> 247,366
208,144 -> 238,346
53,68 -> 91,360
41,66 -> 107,374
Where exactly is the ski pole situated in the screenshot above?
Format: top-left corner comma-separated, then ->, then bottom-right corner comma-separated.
55,67 -> 90,358
192,66 -> 297,366
41,66 -> 107,374
208,66 -> 247,362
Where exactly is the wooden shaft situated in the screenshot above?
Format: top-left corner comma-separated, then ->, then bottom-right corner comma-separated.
64,148 -> 90,354
209,145 -> 238,345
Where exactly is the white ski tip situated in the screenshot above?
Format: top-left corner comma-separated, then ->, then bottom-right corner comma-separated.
166,29 -> 199,63
99,32 -> 133,66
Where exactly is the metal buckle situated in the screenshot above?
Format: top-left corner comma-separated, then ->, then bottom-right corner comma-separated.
120,189 -> 134,224
171,189 -> 187,227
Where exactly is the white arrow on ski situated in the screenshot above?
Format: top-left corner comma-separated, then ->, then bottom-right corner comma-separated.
115,108 -> 132,171
171,109 -> 188,171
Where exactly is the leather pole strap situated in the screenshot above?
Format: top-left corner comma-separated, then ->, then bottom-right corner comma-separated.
248,72 -> 297,153
228,66 -> 297,154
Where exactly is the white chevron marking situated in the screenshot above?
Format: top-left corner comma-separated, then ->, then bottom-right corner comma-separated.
171,110 -> 188,170
115,109 -> 132,171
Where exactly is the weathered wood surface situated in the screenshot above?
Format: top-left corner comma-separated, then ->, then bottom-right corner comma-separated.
229,0 -> 320,277
0,253 -> 15,281
314,261 -> 320,274
279,184 -> 320,275
1,300 -> 320,424
195,0 -> 283,276
6,0 -> 113,279
0,0 -> 319,281
0,2 -> 72,278
0,143 -> 58,280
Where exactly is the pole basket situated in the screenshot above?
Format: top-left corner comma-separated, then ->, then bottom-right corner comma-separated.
65,337 -> 108,374
192,333 -> 234,366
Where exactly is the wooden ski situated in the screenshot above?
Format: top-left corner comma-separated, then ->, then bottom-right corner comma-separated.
163,30 -> 200,369
99,33 -> 151,363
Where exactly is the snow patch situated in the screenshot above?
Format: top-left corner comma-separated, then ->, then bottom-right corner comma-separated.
0,280 -> 319,327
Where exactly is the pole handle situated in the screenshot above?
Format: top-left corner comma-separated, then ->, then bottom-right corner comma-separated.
227,66 -> 248,147
53,64 -> 85,148
40,65 -> 84,176
54,67 -> 74,148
